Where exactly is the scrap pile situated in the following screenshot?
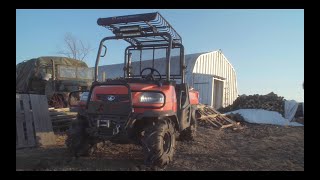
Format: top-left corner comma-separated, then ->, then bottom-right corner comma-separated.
218,92 -> 285,115
197,104 -> 241,129
49,108 -> 77,133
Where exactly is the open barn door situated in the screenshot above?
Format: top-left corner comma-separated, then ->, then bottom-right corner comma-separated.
213,79 -> 224,109
192,74 -> 213,106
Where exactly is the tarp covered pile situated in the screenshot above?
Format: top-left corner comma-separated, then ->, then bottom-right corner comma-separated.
16,56 -> 88,92
221,92 -> 303,126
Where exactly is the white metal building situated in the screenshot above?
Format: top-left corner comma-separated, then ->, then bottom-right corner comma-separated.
97,50 -> 238,109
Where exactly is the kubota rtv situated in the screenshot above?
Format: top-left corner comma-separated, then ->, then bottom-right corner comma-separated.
67,12 -> 199,169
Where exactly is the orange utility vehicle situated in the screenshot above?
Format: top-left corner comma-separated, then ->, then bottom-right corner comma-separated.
67,12 -> 199,169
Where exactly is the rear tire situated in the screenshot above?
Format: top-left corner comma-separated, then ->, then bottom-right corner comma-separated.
142,119 -> 176,169
179,108 -> 197,141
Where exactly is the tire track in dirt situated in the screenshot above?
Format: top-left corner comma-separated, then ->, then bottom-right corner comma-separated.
16,123 -> 304,171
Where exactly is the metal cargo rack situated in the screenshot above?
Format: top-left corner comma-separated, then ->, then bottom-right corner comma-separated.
97,12 -> 182,46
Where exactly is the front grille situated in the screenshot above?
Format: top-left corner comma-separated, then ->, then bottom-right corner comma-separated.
96,94 -> 130,102
87,101 -> 132,115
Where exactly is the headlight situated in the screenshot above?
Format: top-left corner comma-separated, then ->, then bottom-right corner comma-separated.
139,92 -> 164,104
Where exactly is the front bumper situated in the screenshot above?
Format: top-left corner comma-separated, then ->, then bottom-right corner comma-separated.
86,114 -> 130,139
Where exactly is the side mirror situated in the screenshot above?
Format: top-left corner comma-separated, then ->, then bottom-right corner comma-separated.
100,45 -> 107,57
68,90 -> 89,112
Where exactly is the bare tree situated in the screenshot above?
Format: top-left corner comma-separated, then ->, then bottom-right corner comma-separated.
58,32 -> 92,61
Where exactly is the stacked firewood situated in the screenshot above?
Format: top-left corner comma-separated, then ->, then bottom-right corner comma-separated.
218,92 -> 285,115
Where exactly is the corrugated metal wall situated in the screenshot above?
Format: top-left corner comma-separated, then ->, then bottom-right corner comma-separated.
188,51 -> 238,107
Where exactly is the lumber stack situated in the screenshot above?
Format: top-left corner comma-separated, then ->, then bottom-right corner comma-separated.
197,104 -> 241,129
49,108 -> 77,132
218,92 -> 285,115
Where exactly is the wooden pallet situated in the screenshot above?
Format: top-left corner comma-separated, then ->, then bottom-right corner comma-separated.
197,104 -> 239,129
16,94 -> 56,149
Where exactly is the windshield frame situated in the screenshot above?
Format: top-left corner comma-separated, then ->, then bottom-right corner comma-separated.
94,32 -> 186,83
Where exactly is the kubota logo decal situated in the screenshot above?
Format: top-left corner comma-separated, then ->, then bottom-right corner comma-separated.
107,95 -> 116,101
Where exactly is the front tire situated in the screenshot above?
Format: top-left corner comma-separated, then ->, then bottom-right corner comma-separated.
142,119 -> 176,169
65,118 -> 94,157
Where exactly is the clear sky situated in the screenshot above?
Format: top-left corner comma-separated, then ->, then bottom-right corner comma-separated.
16,9 -> 304,102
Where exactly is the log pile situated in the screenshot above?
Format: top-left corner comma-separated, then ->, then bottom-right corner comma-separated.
218,92 -> 285,115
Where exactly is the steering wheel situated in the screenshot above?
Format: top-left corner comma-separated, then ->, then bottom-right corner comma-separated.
140,67 -> 162,81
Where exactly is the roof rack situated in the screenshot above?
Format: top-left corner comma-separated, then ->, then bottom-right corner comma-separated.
97,12 -> 182,46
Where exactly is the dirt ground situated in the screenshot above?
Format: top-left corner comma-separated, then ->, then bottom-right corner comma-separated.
16,122 -> 304,171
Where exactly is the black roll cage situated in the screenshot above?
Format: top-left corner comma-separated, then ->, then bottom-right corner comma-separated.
94,12 -> 186,84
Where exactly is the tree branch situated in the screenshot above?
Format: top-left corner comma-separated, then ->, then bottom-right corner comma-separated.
57,32 -> 92,62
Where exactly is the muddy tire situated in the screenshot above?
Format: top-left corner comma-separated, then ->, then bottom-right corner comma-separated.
179,109 -> 197,141
142,119 -> 176,169
65,119 -> 94,157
